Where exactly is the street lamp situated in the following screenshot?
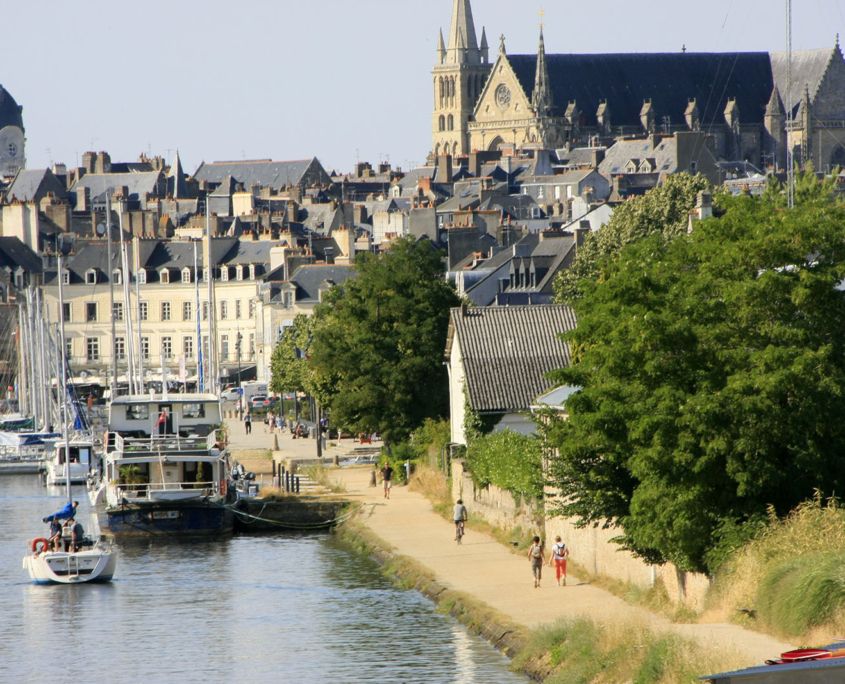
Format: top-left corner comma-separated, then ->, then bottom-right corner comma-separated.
236,331 -> 242,417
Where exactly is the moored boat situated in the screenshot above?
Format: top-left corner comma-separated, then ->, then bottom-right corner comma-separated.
43,438 -> 93,486
23,533 -> 116,584
90,393 -> 234,538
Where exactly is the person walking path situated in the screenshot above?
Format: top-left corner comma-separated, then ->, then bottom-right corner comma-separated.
330,467 -> 794,667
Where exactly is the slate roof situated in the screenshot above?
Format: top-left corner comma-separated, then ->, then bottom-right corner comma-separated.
71,171 -> 163,204
0,84 -> 24,131
447,304 -> 577,413
6,169 -> 66,202
288,264 -> 353,301
507,52 -> 775,128
0,237 -> 41,274
771,47 -> 838,113
193,158 -> 321,189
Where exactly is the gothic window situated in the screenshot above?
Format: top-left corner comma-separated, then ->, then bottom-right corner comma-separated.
439,77 -> 445,108
447,114 -> 454,131
435,144 -> 441,157
444,143 -> 451,155
439,115 -> 445,132
831,145 -> 845,170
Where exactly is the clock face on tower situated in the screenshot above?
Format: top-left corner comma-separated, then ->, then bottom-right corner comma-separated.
495,84 -> 511,111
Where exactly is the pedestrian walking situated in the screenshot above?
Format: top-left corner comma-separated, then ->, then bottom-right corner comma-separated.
266,411 -> 275,433
380,461 -> 394,499
276,415 -> 284,434
527,536 -> 546,588
244,412 -> 252,435
549,535 -> 569,586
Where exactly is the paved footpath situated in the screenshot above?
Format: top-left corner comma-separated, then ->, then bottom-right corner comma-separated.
329,467 -> 795,668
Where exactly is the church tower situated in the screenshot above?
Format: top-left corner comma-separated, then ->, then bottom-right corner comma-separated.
432,0 -> 491,158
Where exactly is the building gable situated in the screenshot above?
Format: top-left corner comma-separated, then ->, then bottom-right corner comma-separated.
473,53 -> 534,136
809,45 -> 845,121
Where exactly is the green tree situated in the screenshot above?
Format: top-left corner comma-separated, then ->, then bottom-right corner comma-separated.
269,314 -> 317,395
308,237 -> 460,445
554,173 -> 711,305
546,176 -> 845,572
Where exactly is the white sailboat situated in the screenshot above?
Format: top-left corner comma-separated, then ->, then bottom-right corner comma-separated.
23,253 -> 116,584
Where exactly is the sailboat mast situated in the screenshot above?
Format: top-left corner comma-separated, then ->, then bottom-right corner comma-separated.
57,253 -> 73,498
26,288 -> 39,430
194,240 -> 203,393
786,0 -> 794,209
106,192 -> 118,394
117,206 -> 137,394
205,210 -> 217,395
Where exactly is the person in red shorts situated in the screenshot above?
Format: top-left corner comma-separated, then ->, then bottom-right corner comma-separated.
549,535 -> 569,586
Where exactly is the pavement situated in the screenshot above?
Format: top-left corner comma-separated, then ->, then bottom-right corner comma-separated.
328,466 -> 796,668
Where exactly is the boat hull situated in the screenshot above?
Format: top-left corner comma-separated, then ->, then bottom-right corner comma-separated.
100,501 -> 234,538
23,548 -> 116,584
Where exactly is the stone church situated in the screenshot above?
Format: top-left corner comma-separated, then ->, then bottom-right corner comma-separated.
433,0 -> 845,172
0,83 -> 25,179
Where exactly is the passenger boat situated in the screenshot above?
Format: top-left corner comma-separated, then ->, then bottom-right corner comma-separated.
89,393 -> 234,538
43,438 -> 94,486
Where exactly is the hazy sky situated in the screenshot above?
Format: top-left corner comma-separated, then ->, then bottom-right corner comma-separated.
4,0 -> 844,176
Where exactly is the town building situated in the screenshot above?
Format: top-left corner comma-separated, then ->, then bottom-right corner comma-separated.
0,83 -> 25,179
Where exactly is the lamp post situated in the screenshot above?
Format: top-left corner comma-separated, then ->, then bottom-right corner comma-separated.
236,331 -> 242,418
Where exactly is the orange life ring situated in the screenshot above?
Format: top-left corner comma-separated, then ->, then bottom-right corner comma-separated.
31,537 -> 49,554
220,479 -> 227,496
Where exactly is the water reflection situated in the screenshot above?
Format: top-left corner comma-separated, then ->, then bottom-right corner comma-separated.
2,476 -> 527,683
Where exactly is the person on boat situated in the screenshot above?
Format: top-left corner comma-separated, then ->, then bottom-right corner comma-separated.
48,517 -> 63,551
42,500 -> 78,523
64,518 -> 84,553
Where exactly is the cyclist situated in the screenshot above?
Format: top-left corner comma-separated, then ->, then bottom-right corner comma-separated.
453,499 -> 468,540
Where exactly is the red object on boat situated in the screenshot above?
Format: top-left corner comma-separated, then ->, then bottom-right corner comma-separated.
780,649 -> 832,663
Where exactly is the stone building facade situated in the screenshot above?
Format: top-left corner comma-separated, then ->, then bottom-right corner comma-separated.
0,83 -> 25,179
434,0 -> 845,172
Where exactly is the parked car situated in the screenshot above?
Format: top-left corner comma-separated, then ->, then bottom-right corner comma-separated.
221,387 -> 241,402
250,395 -> 270,410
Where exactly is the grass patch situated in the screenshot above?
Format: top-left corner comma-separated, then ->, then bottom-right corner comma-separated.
231,448 -> 273,460
512,616 -> 748,684
710,496 -> 845,641
303,464 -> 347,494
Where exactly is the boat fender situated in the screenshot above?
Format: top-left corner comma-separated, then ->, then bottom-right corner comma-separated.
31,538 -> 49,554
220,479 -> 227,496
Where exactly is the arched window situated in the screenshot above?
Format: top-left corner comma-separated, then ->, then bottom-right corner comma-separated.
435,143 -> 441,157
444,143 -> 451,155
181,268 -> 191,283
447,114 -> 454,131
438,115 -> 445,132
831,145 -> 845,170
439,77 -> 445,108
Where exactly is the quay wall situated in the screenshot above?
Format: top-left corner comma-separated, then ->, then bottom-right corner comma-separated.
235,498 -> 350,532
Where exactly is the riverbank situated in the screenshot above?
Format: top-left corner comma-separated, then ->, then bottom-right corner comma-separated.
330,466 -> 795,682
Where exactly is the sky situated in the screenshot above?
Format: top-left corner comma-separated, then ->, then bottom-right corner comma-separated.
4,0 -> 844,177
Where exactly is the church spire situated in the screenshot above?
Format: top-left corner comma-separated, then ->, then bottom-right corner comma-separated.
447,0 -> 480,65
532,26 -> 552,117
437,28 -> 446,64
480,27 -> 489,64
766,85 -> 785,117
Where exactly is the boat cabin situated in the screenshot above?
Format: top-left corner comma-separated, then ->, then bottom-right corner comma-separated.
108,393 -> 222,438
57,442 -> 92,468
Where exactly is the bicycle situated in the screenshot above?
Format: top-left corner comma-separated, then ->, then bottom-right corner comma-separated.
455,520 -> 465,545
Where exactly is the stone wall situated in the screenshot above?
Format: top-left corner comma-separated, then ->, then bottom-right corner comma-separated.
544,502 -> 711,611
451,459 -> 542,534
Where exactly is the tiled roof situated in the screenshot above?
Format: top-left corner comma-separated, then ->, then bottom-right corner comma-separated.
448,304 -> 576,413
71,171 -> 163,203
508,51 -> 775,128
6,169 -> 65,202
0,237 -> 41,274
192,158 -> 322,189
771,47 -> 838,114
0,84 -> 23,131
289,264 -> 353,301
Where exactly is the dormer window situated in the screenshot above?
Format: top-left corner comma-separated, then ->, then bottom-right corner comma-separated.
160,269 -> 170,284
85,268 -> 98,285
236,265 -> 244,281
62,269 -> 70,285
221,267 -> 229,282
203,268 -> 210,283
138,269 -> 147,284
112,269 -> 122,285
249,265 -> 256,280
181,268 -> 191,284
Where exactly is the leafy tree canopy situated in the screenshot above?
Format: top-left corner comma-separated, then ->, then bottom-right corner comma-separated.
554,173 -> 711,305
545,174 -> 845,572
307,237 -> 460,444
269,314 -> 317,395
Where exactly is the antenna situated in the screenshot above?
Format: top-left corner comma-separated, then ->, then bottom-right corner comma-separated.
786,0 -> 794,209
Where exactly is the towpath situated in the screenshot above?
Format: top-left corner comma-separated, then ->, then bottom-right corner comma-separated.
332,467 -> 795,668
224,415 -> 793,666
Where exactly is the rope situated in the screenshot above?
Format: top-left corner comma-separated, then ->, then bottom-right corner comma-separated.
221,501 -> 364,530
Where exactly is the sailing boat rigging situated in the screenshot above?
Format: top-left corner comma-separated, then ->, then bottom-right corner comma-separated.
23,253 -> 116,583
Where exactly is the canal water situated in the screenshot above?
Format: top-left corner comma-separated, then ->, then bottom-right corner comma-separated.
0,475 -> 528,684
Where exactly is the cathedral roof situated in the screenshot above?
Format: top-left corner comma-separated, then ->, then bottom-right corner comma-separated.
0,84 -> 23,131
770,47 -> 839,114
507,52 -> 775,128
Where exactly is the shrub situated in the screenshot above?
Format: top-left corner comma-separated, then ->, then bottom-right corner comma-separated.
465,430 -> 543,503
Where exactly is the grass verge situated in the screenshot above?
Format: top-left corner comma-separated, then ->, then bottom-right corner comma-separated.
303,464 -> 347,493
231,448 -> 273,460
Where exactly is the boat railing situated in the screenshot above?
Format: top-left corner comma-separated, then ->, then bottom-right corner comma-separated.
0,445 -> 45,461
111,430 -> 222,457
116,480 -> 219,499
